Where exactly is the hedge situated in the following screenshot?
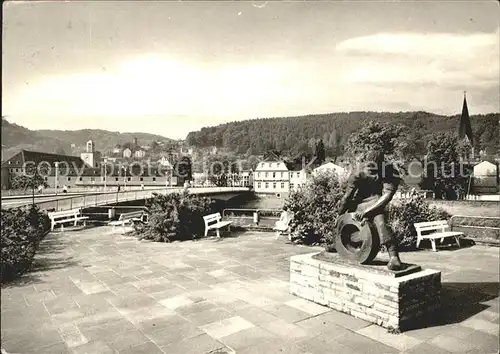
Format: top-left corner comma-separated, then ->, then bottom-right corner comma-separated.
1,205 -> 50,283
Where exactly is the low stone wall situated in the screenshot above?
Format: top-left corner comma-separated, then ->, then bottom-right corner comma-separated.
290,253 -> 441,331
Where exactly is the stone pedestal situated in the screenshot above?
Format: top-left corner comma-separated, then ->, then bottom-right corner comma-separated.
290,252 -> 441,331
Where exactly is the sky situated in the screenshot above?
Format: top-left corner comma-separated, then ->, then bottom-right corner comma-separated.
3,0 -> 499,140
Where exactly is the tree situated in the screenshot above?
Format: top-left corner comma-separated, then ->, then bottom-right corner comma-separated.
345,120 -> 410,163
55,147 -> 67,156
175,156 -> 192,181
419,132 -> 471,200
315,139 -> 326,165
11,167 -> 48,192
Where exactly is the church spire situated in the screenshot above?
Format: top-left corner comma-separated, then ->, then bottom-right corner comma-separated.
458,91 -> 473,145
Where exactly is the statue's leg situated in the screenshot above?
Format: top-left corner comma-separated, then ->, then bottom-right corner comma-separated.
372,213 -> 403,271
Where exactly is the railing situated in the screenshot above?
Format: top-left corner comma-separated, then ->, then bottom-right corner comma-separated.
450,215 -> 500,231
222,208 -> 282,228
3,187 -> 250,211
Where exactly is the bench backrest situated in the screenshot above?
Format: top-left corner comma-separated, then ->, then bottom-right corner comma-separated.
414,220 -> 449,235
203,213 -> 222,226
48,209 -> 81,220
119,211 -> 144,220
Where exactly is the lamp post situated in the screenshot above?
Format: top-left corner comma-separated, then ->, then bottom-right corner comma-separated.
55,161 -> 59,195
102,159 -> 107,192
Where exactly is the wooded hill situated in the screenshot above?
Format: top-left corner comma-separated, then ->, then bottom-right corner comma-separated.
186,111 -> 499,158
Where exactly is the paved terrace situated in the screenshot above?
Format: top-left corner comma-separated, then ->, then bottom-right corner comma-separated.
1,228 -> 499,354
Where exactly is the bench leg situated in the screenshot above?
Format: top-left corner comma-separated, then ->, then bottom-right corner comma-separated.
61,224 -> 64,233
74,219 -> 78,226
455,236 -> 461,248
216,228 -> 221,238
416,236 -> 421,248
51,223 -> 55,232
431,239 -> 437,252
204,228 -> 208,237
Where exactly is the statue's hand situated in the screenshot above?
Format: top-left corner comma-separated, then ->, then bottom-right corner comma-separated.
353,211 -> 366,225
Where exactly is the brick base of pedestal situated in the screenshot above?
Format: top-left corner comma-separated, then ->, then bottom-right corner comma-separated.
290,252 -> 441,332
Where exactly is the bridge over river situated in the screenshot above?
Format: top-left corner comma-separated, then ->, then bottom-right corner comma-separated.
1,187 -> 251,211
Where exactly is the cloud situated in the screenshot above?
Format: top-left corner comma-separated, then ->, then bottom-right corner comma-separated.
337,30 -> 499,90
10,55 -> 298,119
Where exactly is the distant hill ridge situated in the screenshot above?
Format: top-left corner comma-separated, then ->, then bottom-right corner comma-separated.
1,117 -> 175,161
185,111 -> 499,157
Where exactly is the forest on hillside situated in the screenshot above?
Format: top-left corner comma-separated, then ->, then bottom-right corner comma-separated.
186,112 -> 499,158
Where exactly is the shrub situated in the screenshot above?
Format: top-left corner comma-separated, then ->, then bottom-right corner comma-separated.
134,191 -> 216,242
1,205 -> 50,282
284,171 -> 450,250
388,195 -> 450,249
284,171 -> 348,245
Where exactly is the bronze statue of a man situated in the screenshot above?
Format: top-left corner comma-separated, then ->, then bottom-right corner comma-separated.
336,149 -> 403,270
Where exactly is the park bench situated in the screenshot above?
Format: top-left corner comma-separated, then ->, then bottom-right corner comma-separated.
274,218 -> 292,240
414,220 -> 463,252
109,210 -> 148,232
203,212 -> 232,238
48,209 -> 89,232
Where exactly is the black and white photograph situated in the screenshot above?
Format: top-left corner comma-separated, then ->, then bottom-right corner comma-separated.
1,1 -> 499,353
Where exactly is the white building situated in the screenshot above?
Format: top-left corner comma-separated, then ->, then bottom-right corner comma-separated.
289,168 -> 310,192
313,162 -> 346,177
253,156 -> 290,197
473,161 -> 499,194
123,148 -> 132,158
80,140 -> 102,168
157,156 -> 173,168
134,149 -> 146,159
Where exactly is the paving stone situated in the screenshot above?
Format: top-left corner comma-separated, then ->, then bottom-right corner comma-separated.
428,333 -> 479,353
464,330 -> 500,353
70,340 -> 116,354
404,342 -> 453,354
176,300 -> 218,316
233,306 -> 281,326
105,329 -> 150,352
123,304 -> 175,324
62,330 -> 90,348
460,318 -> 500,336
146,319 -> 204,347
342,331 -> 402,353
119,341 -> 164,354
159,294 -> 194,309
261,303 -> 312,323
357,324 -> 423,351
218,326 -> 278,351
317,309 -> 371,331
78,317 -> 136,339
297,333 -> 358,354
201,316 -> 255,339
26,341 -> 71,354
160,333 -> 227,354
186,306 -> 235,326
285,298 -> 331,316
262,318 -> 309,339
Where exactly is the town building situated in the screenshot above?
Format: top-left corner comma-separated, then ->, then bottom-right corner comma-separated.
80,140 -> 102,168
313,161 -> 347,177
134,149 -> 146,159
472,160 -> 499,194
123,148 -> 132,158
253,154 -> 290,198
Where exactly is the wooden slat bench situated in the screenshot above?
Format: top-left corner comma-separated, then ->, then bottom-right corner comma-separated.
414,220 -> 464,252
109,210 -> 148,232
203,212 -> 232,238
48,209 -> 89,232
